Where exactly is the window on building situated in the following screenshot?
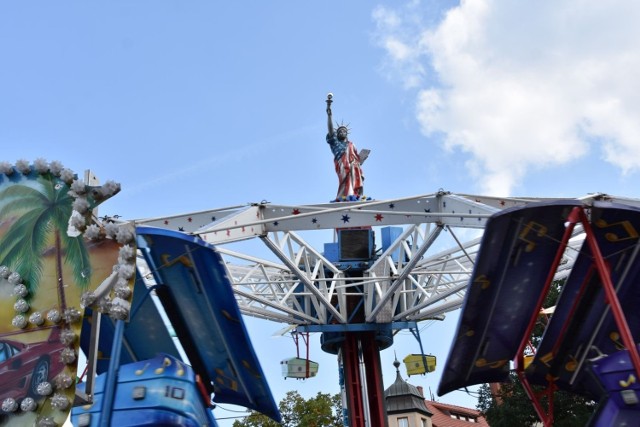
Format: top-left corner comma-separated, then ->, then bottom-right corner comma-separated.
421,418 -> 427,427
449,412 -> 477,423
398,417 -> 409,427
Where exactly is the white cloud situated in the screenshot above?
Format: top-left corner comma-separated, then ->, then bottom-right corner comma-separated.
372,4 -> 428,89
374,0 -> 640,195
384,37 -> 412,62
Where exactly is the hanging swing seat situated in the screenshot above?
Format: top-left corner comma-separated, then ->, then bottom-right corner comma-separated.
281,357 -> 319,379
403,354 -> 437,376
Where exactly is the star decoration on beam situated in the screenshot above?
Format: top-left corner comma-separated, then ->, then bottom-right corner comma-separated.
341,214 -> 350,223
375,214 -> 384,222
292,209 -> 300,215
312,218 -> 318,224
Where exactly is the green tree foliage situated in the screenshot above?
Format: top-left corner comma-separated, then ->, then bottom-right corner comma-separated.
476,281 -> 597,425
477,372 -> 596,426
233,391 -> 344,427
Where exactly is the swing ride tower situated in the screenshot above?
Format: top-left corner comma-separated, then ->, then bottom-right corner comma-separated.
137,191 -> 535,426
132,95 -> 609,426
138,191 -> 638,426
133,95 -> 640,426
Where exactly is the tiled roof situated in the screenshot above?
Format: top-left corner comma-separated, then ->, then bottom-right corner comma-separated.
424,400 -> 490,427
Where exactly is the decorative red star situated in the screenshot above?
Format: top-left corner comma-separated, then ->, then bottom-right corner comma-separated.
188,217 -> 193,222
292,209 -> 300,215
164,220 -> 169,225
375,214 -> 384,222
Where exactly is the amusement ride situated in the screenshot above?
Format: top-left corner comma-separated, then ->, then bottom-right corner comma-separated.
0,95 -> 638,426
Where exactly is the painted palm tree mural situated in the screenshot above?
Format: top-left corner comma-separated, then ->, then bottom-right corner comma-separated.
0,160 -> 134,426
0,172 -> 90,312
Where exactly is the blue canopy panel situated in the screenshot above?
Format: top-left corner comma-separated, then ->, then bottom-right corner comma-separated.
80,270 -> 181,374
588,345 -> 640,427
438,201 -> 581,396
525,202 -> 640,397
136,227 -> 281,423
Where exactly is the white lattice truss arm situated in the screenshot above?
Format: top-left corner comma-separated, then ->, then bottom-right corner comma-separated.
136,192 -> 636,327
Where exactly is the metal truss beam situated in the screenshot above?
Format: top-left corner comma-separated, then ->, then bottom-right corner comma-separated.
135,192 -> 623,329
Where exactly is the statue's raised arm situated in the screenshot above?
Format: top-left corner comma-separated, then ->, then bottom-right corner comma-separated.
326,93 -> 334,136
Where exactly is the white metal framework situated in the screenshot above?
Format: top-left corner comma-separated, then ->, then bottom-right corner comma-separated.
136,192 -> 639,328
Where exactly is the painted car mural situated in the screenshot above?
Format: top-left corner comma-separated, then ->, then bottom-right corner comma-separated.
0,331 -> 66,404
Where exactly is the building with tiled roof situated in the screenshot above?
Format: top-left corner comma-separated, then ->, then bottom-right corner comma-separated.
384,358 -> 489,427
424,400 -> 489,427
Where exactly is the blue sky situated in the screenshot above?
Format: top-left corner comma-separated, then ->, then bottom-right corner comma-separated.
2,0 -> 640,424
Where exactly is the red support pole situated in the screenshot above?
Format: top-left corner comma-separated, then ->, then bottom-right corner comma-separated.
342,333 -> 365,427
361,332 -> 389,427
515,206 -> 581,370
577,208 -> 640,383
515,205 -> 640,427
340,332 -> 389,427
514,206 -> 582,427
305,332 -> 310,379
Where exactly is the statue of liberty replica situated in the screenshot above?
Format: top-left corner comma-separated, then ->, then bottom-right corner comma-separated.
325,93 -> 369,201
